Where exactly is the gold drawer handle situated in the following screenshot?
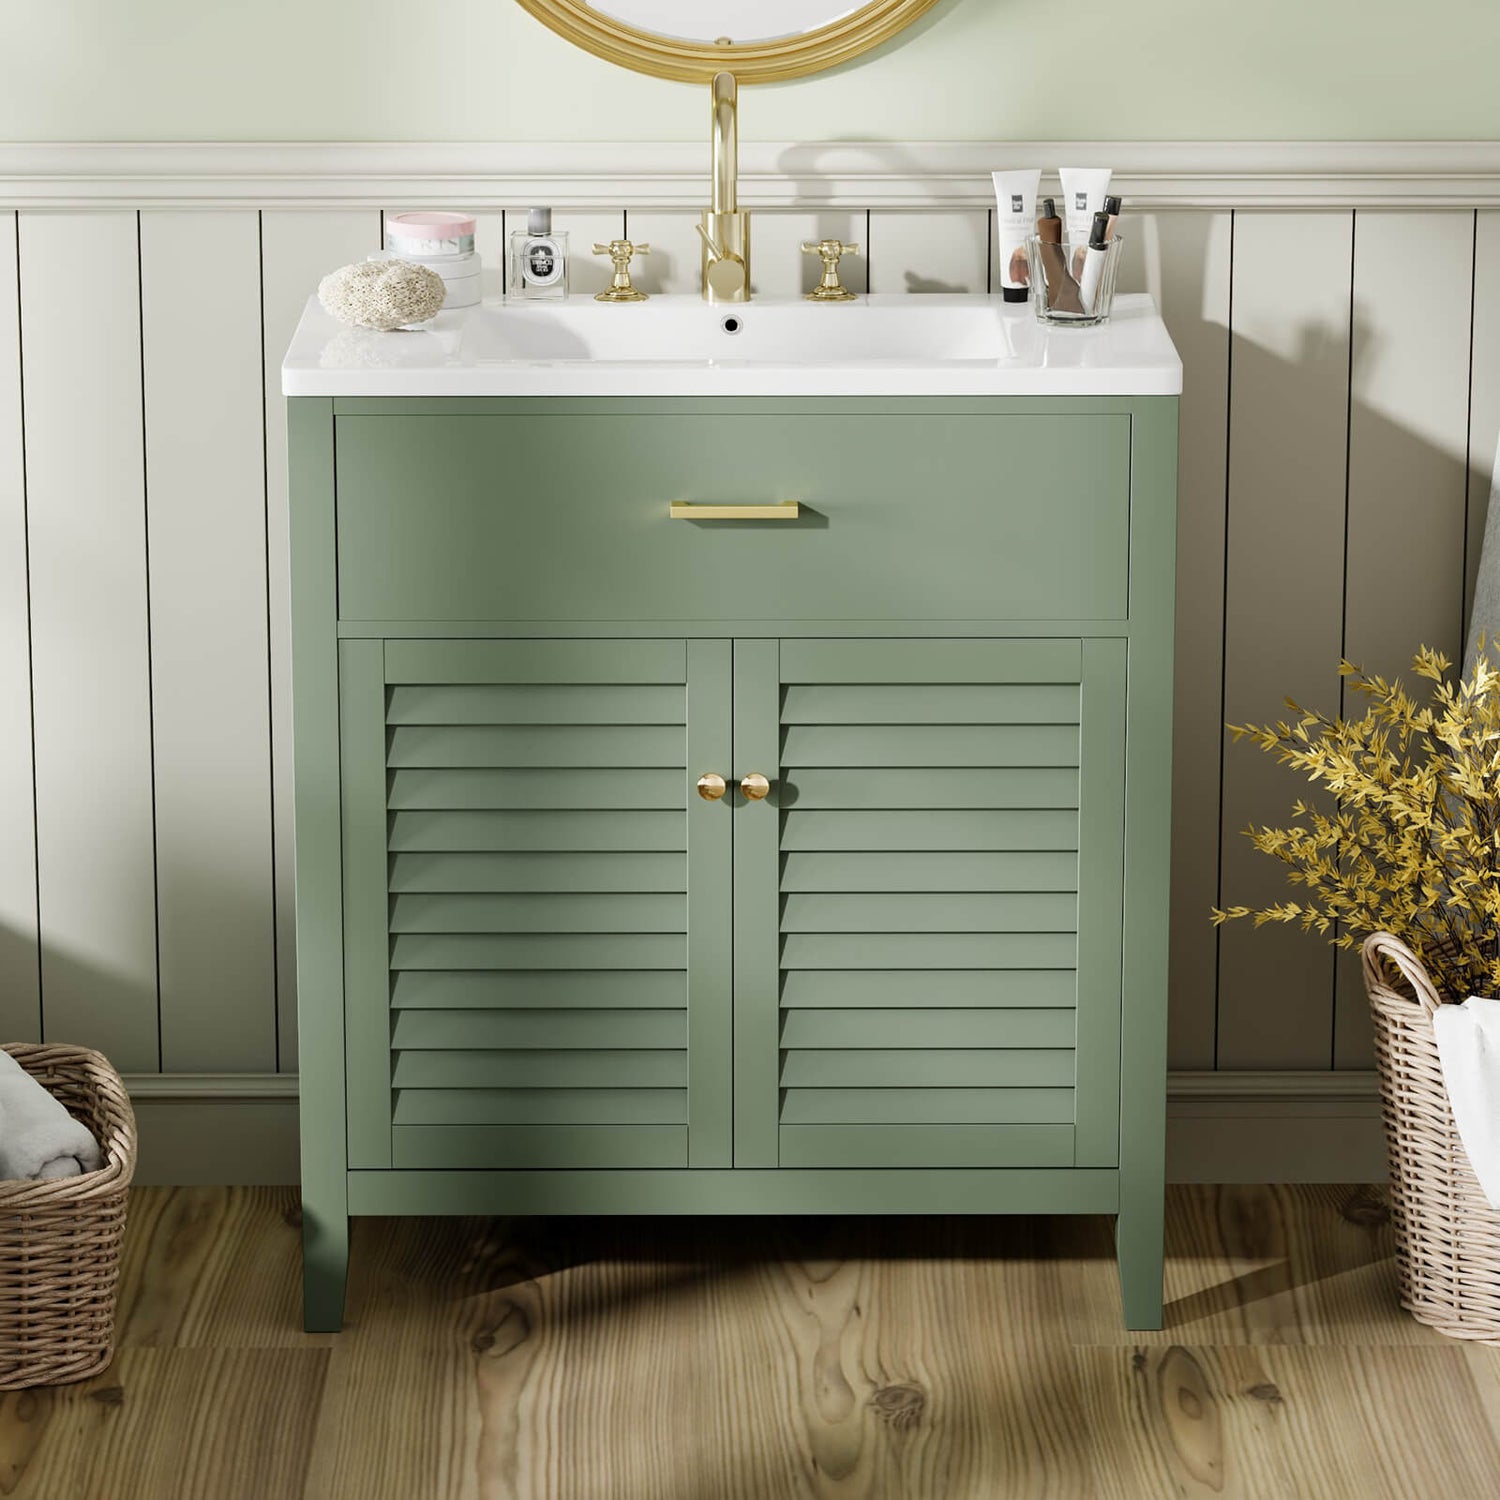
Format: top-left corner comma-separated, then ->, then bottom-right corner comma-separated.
740,772 -> 771,802
669,501 -> 801,521
696,772 -> 728,802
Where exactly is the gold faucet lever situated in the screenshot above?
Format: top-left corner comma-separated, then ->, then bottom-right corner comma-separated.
802,239 -> 861,302
592,239 -> 651,303
696,221 -> 748,300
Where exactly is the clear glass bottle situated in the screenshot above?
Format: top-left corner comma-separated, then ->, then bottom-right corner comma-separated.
508,207 -> 569,300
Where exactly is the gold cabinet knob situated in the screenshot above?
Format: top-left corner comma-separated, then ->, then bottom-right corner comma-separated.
696,772 -> 728,801
740,772 -> 771,801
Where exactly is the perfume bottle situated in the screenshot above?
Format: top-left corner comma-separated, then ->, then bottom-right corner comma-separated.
508,207 -> 569,300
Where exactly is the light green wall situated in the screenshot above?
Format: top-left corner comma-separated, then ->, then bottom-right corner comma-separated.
1,0 -> 1495,143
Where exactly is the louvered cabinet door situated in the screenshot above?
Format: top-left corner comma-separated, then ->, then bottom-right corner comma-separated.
733,638 -> 1127,1170
339,638 -> 733,1170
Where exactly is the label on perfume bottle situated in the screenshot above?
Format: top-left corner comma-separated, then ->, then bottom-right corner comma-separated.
523,238 -> 563,287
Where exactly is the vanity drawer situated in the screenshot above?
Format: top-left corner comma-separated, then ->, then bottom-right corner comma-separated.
333,410 -> 1131,623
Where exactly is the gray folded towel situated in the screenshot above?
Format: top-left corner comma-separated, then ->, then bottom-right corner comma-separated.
0,1049 -> 103,1180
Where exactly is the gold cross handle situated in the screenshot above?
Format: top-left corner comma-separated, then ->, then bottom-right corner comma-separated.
801,239 -> 861,302
592,239 -> 652,302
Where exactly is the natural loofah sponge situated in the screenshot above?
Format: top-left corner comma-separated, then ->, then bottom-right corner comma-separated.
318,259 -> 447,331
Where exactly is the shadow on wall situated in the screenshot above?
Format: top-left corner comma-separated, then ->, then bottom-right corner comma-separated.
0,813 -> 280,1075
1111,212 -> 1484,1073
0,918 -> 159,1065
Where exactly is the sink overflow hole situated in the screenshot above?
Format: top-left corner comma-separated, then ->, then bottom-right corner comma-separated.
721,315 -> 743,335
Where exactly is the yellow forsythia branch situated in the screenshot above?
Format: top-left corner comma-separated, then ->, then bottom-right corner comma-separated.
1213,645 -> 1500,999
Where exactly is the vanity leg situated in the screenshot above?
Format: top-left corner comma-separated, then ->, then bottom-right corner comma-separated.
302,1201 -> 349,1333
1116,1198 -> 1165,1331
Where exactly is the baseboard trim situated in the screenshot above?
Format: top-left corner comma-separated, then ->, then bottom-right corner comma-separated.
123,1071 -> 299,1100
1168,1069 -> 1379,1103
1166,1070 -> 1385,1184
3,141 -> 1499,210
123,1070 -> 1387,1187
125,1072 -> 300,1186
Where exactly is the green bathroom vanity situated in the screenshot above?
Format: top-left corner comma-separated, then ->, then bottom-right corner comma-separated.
283,292 -> 1182,1332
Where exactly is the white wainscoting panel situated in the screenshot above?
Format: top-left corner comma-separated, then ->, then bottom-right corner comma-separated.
621,210 -> 701,295
1217,212 -> 1353,1071
0,150 -> 1494,1164
867,209 -> 990,295
753,210 -> 870,298
260,209 -> 383,1070
20,212 -> 159,1070
1334,210 -> 1477,1068
141,211 -> 277,1072
0,212 -> 38,1042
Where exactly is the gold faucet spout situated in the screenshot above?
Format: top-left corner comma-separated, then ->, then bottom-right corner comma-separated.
711,71 -> 738,216
702,71 -> 750,302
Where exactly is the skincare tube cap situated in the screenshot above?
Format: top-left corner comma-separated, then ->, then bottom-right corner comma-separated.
1104,195 -> 1122,216
528,207 -> 552,235
1089,211 -> 1111,250
1002,286 -> 1028,304
1040,197 -> 1057,219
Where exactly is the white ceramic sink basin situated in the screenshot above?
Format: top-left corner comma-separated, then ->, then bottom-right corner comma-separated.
283,293 -> 1182,397
462,296 -> 1013,364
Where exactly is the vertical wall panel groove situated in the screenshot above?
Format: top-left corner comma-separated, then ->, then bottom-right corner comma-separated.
1467,213 -> 1500,641
0,211 -> 39,1040
20,211 -> 159,1069
1333,210 -> 1475,1066
1120,211 -> 1232,1070
141,211 -> 276,1071
1216,212 -> 1353,1070
260,210 -> 382,1071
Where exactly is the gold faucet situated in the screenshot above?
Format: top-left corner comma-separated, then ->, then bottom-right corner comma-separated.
695,72 -> 750,303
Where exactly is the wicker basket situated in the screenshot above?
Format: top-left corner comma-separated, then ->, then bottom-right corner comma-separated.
0,1043 -> 136,1388
1363,931 -> 1500,1342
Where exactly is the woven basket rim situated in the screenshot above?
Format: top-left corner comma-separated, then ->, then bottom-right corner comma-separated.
0,1042 -> 137,1207
1362,930 -> 1446,1014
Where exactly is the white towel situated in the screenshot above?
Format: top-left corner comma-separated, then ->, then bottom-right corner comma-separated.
0,1049 -> 103,1181
1433,997 -> 1500,1209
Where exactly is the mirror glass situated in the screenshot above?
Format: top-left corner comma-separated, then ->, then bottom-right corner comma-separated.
584,2 -> 866,45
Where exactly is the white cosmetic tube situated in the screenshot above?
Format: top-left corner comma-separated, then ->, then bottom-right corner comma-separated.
1077,211 -> 1111,314
991,168 -> 1041,304
1058,166 -> 1112,271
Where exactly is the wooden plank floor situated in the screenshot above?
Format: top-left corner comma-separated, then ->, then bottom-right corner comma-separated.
4,1185 -> 1499,1498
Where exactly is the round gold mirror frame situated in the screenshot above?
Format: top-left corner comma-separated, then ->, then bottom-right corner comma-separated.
514,0 -> 943,84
